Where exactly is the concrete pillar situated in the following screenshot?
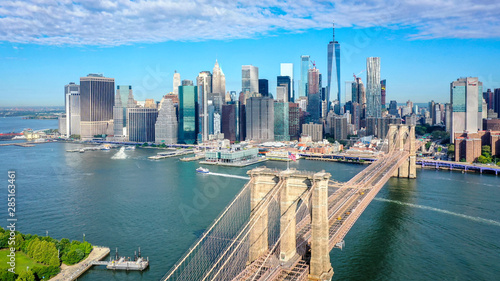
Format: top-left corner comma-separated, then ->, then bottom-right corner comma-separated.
248,169 -> 278,263
279,170 -> 309,263
398,125 -> 409,178
309,172 -> 333,281
388,125 -> 400,178
408,125 -> 417,178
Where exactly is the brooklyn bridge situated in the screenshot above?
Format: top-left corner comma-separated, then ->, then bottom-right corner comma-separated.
162,124 -> 421,281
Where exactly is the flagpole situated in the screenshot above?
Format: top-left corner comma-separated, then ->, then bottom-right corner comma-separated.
287,157 -> 290,170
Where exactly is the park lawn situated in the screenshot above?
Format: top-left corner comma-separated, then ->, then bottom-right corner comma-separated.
0,249 -> 47,274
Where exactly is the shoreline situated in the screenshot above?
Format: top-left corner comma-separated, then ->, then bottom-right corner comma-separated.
50,246 -> 110,281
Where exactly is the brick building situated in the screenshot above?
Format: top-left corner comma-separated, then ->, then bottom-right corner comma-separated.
454,131 -> 500,162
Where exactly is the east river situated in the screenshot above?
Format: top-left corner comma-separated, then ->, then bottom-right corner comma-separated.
0,117 -> 498,280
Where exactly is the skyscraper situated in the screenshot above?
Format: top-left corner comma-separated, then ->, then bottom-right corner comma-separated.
64,82 -> 80,137
79,74 -> 115,139
173,71 -> 181,96
327,23 -> 341,113
197,71 -> 212,142
276,86 -> 288,102
258,79 -> 269,97
212,60 -> 226,95
242,65 -> 259,94
351,77 -> 366,117
178,83 -> 198,144
299,55 -> 310,98
388,100 -> 398,116
280,63 -> 294,102
483,89 -> 494,110
380,79 -> 386,109
288,103 -> 300,140
366,57 -> 381,118
274,102 -> 290,141
277,76 -> 291,103
127,107 -> 158,143
113,85 -> 134,138
494,88 -> 500,113
155,98 -> 178,144
307,67 -> 321,123
450,77 -> 483,142
221,103 -> 238,142
246,97 -> 274,142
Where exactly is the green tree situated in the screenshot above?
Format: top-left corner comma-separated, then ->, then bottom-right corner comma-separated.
482,145 -> 491,157
437,147 -> 442,152
16,270 -> 35,281
425,141 -> 432,150
62,249 -> 85,265
0,269 -> 17,281
447,144 -> 455,156
477,155 -> 489,164
57,238 -> 70,253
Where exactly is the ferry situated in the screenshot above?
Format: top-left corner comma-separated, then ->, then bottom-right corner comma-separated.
196,167 -> 209,173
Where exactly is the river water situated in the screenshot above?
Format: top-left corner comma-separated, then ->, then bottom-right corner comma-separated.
0,118 -> 498,280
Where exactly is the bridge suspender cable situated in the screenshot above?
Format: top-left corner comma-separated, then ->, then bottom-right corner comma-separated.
161,179 -> 253,281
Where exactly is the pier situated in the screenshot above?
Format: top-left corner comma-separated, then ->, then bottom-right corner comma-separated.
51,246 -> 110,281
91,248 -> 149,271
180,154 -> 205,162
148,149 -> 194,160
0,142 -> 35,147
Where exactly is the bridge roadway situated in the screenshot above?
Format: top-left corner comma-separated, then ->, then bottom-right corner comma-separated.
234,146 -> 415,280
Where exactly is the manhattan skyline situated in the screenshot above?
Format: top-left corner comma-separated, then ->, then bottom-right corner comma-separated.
1,0 -> 499,106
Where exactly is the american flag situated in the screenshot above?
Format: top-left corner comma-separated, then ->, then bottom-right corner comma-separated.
288,152 -> 297,162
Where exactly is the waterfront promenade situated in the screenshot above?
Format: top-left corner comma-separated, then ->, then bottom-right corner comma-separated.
51,246 -> 110,281
418,159 -> 500,175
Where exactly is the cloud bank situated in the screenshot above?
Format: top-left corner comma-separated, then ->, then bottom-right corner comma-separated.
0,0 -> 498,46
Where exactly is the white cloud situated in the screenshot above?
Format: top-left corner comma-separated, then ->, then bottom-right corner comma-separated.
0,0 -> 498,46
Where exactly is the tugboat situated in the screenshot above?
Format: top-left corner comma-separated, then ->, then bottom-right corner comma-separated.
196,167 -> 209,173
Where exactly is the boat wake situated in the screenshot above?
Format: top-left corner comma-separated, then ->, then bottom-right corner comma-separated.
206,172 -> 250,180
374,197 -> 500,227
111,147 -> 127,160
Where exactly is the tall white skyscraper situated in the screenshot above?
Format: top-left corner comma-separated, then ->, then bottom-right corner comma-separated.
450,77 -> 483,142
212,60 -> 226,95
64,82 -> 80,137
327,23 -> 341,113
280,63 -> 294,101
242,65 -> 259,94
366,57 -> 381,118
173,71 -> 181,96
197,71 -> 212,142
113,85 -> 134,138
155,98 -> 178,144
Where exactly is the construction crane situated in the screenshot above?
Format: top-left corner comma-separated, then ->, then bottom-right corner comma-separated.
353,70 -> 365,79
311,60 -> 316,68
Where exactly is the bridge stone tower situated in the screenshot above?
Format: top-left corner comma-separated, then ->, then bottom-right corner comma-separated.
247,168 -> 333,281
387,124 -> 417,178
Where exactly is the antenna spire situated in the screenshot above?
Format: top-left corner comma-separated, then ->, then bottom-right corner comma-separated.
333,21 -> 336,42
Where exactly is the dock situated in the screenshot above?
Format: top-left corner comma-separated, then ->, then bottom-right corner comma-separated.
199,157 -> 267,167
180,154 -> 205,162
0,142 -> 35,147
92,257 -> 149,271
51,246 -> 110,281
148,149 -> 194,160
91,247 -> 149,271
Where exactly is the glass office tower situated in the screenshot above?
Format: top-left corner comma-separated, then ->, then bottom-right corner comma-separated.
178,85 -> 198,144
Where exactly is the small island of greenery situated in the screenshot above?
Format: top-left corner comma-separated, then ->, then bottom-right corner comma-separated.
0,227 -> 93,281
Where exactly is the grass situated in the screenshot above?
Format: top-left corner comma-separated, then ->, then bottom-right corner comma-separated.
0,249 -> 47,274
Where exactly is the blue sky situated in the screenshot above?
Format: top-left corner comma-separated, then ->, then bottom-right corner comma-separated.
0,0 -> 499,106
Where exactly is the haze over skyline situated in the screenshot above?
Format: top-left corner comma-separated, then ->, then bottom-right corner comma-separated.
1,0 -> 499,106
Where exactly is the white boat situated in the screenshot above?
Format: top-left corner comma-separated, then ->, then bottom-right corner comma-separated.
125,146 -> 136,150
196,167 -> 209,173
